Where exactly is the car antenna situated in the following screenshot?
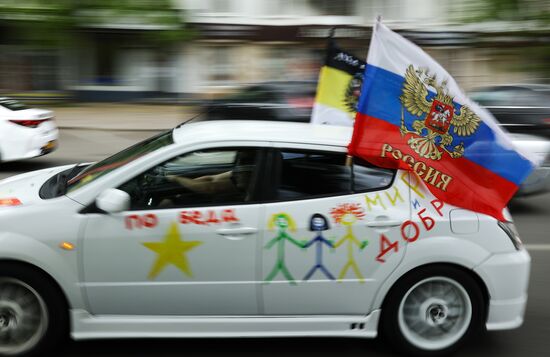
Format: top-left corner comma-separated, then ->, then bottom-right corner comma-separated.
175,106 -> 214,128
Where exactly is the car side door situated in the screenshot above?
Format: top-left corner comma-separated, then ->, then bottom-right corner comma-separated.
81,146 -> 267,316
260,145 -> 411,315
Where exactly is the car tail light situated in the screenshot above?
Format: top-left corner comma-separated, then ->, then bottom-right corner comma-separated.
0,198 -> 22,206
544,118 -> 550,125
498,221 -> 523,250
9,119 -> 50,128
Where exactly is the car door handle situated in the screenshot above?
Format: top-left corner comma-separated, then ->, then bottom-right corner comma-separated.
216,227 -> 258,236
365,220 -> 402,228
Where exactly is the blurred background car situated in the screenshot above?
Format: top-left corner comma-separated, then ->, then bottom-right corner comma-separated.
510,133 -> 550,197
0,97 -> 58,163
469,85 -> 550,137
202,81 -> 316,123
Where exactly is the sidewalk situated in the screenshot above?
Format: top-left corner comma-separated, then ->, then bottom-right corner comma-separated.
53,104 -> 198,131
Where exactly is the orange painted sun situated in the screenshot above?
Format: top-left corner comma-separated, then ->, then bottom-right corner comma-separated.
330,203 -> 365,224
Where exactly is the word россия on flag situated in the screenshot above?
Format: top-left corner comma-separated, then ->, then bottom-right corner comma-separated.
311,40 -> 365,126
348,20 -> 539,221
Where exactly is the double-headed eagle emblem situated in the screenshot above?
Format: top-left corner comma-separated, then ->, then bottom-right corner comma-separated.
399,65 -> 480,160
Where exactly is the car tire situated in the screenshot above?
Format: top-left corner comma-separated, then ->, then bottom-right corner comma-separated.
380,264 -> 486,356
0,262 -> 68,357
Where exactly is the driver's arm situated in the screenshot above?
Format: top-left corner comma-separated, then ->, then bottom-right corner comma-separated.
167,171 -> 234,194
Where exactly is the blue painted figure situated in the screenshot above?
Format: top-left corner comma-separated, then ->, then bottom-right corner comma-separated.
303,213 -> 335,281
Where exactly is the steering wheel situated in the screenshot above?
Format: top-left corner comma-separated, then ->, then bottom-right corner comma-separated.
142,172 -> 168,186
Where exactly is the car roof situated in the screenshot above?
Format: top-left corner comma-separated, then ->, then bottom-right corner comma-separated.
172,120 -> 352,148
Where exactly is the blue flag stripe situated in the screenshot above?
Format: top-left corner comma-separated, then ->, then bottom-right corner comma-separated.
358,64 -> 534,186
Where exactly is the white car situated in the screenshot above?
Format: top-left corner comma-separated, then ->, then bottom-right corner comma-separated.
511,133 -> 550,196
0,98 -> 58,163
0,121 -> 530,356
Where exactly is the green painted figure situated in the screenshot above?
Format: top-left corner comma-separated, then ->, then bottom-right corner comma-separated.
264,213 -> 303,285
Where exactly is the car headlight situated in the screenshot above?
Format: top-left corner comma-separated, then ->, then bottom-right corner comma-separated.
498,221 -> 523,250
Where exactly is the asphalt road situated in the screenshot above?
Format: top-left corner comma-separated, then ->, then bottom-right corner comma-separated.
1,129 -> 549,357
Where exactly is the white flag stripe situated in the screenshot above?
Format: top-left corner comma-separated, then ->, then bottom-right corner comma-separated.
367,20 -> 540,165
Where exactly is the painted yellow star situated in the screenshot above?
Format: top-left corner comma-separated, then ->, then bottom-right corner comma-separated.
142,222 -> 202,279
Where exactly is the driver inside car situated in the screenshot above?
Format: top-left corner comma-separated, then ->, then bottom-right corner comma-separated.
166,165 -> 252,196
165,150 -> 256,199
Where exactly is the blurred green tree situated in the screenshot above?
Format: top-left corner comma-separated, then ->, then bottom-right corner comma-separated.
0,0 -> 73,47
466,0 -> 550,22
463,0 -> 550,79
0,0 -> 193,48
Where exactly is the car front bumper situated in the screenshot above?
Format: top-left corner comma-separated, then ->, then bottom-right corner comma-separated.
516,166 -> 550,197
474,248 -> 531,330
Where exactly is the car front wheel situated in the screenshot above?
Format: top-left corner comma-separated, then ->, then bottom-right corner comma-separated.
380,265 -> 486,356
0,263 -> 67,357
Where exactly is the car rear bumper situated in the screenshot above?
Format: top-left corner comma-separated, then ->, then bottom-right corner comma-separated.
474,249 -> 531,330
15,131 -> 58,161
0,123 -> 58,162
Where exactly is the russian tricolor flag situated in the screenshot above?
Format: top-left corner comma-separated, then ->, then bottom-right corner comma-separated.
348,20 -> 539,221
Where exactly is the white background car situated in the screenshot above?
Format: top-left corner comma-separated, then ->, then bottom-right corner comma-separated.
0,97 -> 58,163
0,121 -> 530,356
511,133 -> 550,196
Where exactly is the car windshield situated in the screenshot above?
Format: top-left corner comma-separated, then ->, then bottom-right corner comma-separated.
225,86 -> 273,101
0,98 -> 29,111
66,131 -> 174,193
223,82 -> 316,103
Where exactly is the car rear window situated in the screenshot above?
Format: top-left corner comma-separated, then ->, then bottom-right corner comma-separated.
0,99 -> 29,111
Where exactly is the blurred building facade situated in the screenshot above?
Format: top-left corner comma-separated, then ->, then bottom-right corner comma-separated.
0,0 -> 548,101
178,0 -> 550,97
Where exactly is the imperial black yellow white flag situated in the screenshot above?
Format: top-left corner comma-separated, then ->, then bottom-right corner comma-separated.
310,41 -> 365,126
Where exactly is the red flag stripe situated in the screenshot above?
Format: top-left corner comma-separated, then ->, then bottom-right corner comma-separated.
349,114 -> 517,221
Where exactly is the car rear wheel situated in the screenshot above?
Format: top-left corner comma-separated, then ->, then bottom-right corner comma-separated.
380,265 -> 485,356
0,263 -> 68,357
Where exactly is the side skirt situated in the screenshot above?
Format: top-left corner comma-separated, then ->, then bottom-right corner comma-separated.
71,309 -> 380,340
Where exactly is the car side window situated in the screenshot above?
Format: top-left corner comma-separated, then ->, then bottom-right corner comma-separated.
510,89 -> 548,107
269,150 -> 394,201
469,90 -> 511,106
352,157 -> 394,192
118,148 -> 261,210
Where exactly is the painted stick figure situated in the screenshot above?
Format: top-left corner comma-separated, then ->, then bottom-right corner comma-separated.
331,203 -> 368,283
264,213 -> 302,285
303,213 -> 335,281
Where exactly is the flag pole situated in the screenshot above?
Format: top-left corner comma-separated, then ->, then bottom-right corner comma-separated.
325,27 -> 336,64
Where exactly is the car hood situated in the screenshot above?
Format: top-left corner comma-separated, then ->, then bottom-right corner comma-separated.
0,164 -> 73,208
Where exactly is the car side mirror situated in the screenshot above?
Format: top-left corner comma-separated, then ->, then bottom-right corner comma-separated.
96,188 -> 130,213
